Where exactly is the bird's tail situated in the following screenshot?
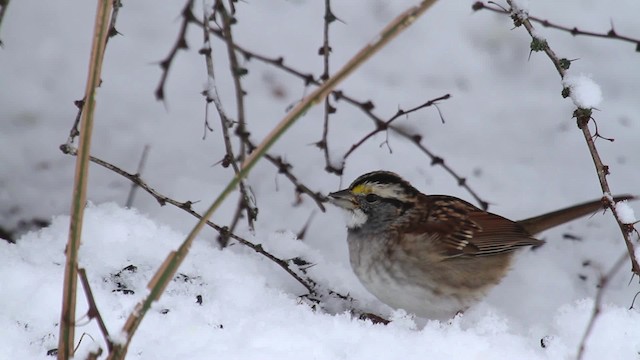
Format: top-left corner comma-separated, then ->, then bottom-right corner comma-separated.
517,195 -> 635,235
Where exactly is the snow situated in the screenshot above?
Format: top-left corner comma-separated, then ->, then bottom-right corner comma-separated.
562,74 -> 603,108
511,0 -> 531,13
2,204 -> 640,359
109,331 -> 128,346
615,201 -> 636,224
2,0 -> 640,359
510,0 -> 531,21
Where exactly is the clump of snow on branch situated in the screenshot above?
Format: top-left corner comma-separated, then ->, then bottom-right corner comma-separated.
615,201 -> 637,224
510,0 -> 530,20
563,74 -> 603,108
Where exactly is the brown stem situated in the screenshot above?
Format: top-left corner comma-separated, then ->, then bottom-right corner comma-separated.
154,0 -> 195,101
60,144 -> 317,294
190,18 -> 488,209
504,0 -> 640,276
576,254 -> 628,360
78,268 -> 113,353
473,1 -> 640,51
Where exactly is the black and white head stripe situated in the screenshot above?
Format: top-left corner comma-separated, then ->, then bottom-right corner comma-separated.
349,171 -> 419,201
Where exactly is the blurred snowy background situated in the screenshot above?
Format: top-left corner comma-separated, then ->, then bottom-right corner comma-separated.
1,0 -> 639,359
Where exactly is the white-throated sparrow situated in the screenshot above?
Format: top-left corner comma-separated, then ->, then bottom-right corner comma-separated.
329,170 -> 633,320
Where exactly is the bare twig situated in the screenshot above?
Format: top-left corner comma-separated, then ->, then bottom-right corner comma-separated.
0,0 -> 10,46
155,0 -> 195,101
243,137 -> 328,210
60,144 -> 316,295
125,145 -> 150,208
201,2 -> 256,245
66,99 -> 85,145
296,211 -> 317,241
341,94 -> 450,162
199,3 -> 224,138
170,14 -> 329,212
194,15 -> 331,211
317,0 -> 341,175
504,0 -> 640,275
213,0 -> 248,162
78,268 -> 113,353
75,333 -> 100,358
215,0 -> 248,149
630,291 -> 640,310
106,0 -> 123,44
473,1 -> 640,52
109,3 -> 439,355
576,111 -> 640,275
64,0 -> 121,146
213,0 -> 258,236
60,143 -> 370,327
576,253 -> 628,360
334,91 -> 490,210
192,20 -> 488,208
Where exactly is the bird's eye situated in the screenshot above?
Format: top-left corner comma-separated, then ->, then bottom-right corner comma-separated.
365,194 -> 380,203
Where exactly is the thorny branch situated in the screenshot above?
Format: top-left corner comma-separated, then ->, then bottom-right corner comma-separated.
105,0 -> 123,45
0,0 -> 10,47
576,254 -> 628,360
59,144 -> 323,298
78,268 -> 112,353
65,0 -> 124,146
214,0 -> 248,158
242,137 -> 328,211
334,91 -> 490,210
201,2 -> 257,245
216,0 -> 257,239
192,19 -> 489,209
341,94 -> 450,163
504,0 -> 640,275
317,0 -> 341,175
199,4 -> 225,136
173,8 -> 329,214
472,1 -> 640,52
66,99 -> 85,145
155,0 -> 196,101
125,145 -> 150,208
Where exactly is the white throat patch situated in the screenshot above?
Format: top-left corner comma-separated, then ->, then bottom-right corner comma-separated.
343,208 -> 368,229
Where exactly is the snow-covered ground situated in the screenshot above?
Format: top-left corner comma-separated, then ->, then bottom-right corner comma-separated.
1,0 -> 639,359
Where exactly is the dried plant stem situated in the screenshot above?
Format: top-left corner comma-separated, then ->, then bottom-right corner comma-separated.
58,0 -> 113,358
107,2 -> 438,358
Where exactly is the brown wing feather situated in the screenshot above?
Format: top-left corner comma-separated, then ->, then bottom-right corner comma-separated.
402,195 -> 543,258
467,211 -> 544,256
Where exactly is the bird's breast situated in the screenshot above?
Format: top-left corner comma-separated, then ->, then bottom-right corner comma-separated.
347,232 -> 474,320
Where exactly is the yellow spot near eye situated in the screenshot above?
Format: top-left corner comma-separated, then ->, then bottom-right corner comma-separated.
351,184 -> 373,195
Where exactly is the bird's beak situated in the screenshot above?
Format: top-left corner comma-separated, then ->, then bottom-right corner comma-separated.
328,189 -> 357,210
